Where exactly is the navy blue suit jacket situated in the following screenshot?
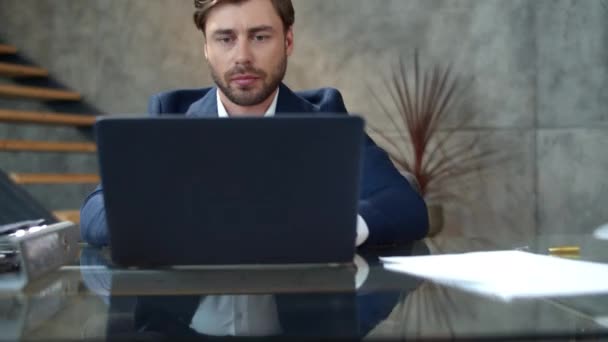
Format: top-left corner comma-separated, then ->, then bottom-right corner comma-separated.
81,83 -> 428,247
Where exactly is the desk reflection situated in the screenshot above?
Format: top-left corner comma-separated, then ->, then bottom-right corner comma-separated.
80,245 -> 426,340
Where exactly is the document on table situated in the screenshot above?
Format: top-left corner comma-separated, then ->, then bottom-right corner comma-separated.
381,251 -> 608,301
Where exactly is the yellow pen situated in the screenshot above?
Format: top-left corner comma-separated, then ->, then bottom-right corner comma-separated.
548,246 -> 580,254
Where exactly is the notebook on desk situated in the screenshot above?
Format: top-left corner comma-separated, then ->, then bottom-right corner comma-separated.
94,116 -> 365,267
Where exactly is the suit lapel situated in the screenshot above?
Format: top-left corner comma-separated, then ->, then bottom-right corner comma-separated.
276,83 -> 316,115
185,87 -> 219,118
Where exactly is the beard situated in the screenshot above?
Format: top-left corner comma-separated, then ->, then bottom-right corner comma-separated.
209,54 -> 288,107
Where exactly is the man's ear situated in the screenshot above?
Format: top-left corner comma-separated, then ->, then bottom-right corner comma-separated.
203,39 -> 209,60
285,26 -> 294,57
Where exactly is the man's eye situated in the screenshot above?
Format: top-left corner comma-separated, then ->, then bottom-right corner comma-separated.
217,37 -> 233,44
253,35 -> 269,42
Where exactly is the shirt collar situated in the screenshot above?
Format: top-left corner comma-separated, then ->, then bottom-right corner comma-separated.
217,89 -> 279,118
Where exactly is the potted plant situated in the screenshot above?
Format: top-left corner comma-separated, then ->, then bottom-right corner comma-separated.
365,51 -> 496,237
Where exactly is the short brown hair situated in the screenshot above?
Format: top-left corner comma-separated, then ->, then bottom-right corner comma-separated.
194,0 -> 295,35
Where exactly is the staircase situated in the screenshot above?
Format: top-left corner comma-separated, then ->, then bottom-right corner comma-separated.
0,43 -> 101,225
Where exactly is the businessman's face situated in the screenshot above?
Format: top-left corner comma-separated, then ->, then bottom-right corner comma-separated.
204,0 -> 294,107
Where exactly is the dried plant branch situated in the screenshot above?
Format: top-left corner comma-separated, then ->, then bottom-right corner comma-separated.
370,84 -> 411,154
425,135 -> 480,178
368,50 -> 498,200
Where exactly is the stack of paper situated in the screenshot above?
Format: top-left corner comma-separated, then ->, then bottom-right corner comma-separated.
381,251 -> 608,301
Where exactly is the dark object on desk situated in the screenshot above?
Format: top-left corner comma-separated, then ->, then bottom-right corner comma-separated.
0,170 -> 57,226
0,221 -> 79,289
0,219 -> 46,236
0,251 -> 19,273
95,116 -> 364,267
0,220 -> 45,274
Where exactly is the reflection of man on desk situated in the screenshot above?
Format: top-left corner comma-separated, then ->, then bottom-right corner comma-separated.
80,247 -> 426,339
80,0 -> 429,248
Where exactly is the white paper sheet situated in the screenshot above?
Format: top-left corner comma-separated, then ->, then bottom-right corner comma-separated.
381,251 -> 608,301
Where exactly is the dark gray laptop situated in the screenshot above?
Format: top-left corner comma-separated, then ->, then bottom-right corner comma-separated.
95,116 -> 365,267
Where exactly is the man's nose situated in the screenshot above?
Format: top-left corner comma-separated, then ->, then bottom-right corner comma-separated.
235,39 -> 253,65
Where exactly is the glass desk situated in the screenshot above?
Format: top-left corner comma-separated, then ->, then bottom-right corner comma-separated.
1,235 -> 607,341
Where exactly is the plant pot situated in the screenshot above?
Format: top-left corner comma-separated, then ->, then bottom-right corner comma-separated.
426,203 -> 444,237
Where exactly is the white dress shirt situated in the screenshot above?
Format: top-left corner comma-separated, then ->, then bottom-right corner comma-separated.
190,295 -> 282,336
189,255 -> 370,337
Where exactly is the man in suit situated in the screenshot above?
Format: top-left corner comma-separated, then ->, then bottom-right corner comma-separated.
80,0 -> 429,248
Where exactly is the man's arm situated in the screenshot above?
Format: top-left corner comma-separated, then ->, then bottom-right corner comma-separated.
80,185 -> 110,247
358,135 -> 429,246
319,88 -> 429,246
80,96 -> 164,247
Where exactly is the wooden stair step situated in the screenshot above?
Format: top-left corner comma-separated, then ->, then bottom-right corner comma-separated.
0,109 -> 96,127
0,62 -> 49,78
9,173 -> 100,185
0,139 -> 96,153
52,210 -> 81,224
0,44 -> 17,55
0,84 -> 81,101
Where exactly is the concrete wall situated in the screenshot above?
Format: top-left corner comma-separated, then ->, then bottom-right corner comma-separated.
0,0 -> 606,243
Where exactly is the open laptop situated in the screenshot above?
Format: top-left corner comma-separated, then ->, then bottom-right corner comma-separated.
95,115 -> 365,267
